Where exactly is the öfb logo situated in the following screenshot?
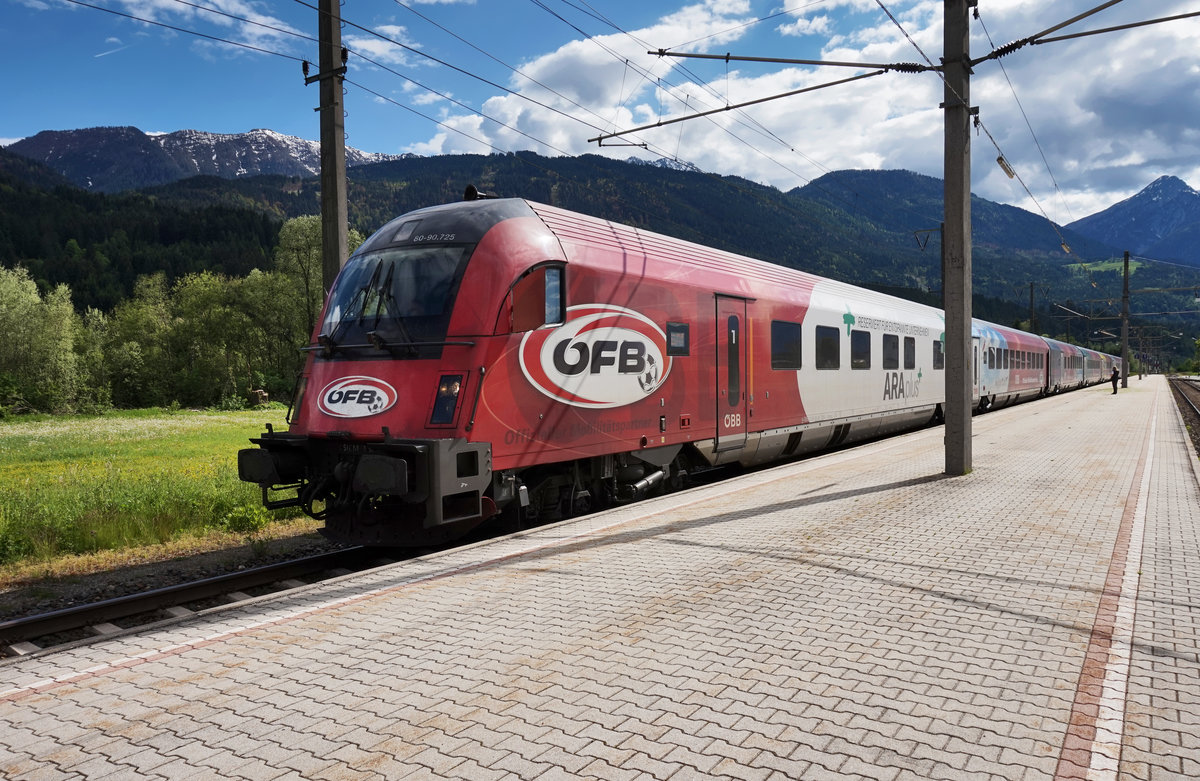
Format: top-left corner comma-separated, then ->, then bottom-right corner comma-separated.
519,304 -> 671,408
317,376 -> 398,418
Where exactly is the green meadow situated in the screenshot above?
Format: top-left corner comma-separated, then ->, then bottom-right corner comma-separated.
0,407 -> 298,566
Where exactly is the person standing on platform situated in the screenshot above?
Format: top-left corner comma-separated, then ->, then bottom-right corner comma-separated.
1111,366 -> 1120,394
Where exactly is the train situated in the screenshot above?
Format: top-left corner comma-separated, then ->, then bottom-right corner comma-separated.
237,192 -> 1121,546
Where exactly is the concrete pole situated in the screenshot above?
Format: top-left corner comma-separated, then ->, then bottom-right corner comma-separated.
1121,250 -> 1130,387
943,0 -> 973,475
318,0 -> 349,294
1029,282 -> 1036,333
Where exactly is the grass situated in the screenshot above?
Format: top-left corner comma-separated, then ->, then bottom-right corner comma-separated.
1069,259 -> 1143,274
0,405 -> 304,567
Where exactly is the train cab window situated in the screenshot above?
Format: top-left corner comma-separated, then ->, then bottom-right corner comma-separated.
815,325 -> 840,369
318,244 -> 471,359
904,337 -> 916,370
771,320 -> 802,369
933,339 -> 945,370
882,334 -> 899,369
850,329 -> 870,370
510,263 -> 565,332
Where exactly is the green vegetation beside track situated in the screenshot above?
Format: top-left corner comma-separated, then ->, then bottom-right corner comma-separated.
0,406 -> 300,567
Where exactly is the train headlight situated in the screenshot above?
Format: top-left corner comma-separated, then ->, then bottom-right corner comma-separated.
430,374 -> 464,424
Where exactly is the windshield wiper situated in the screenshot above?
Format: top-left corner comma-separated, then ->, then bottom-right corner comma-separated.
315,261 -> 384,357
365,263 -> 420,356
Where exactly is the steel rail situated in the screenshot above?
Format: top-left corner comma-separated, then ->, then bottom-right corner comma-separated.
1,546 -> 375,654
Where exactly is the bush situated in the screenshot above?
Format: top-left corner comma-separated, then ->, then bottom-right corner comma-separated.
218,505 -> 272,536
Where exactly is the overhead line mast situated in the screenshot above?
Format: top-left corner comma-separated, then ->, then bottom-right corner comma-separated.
308,0 -> 349,293
942,0 -> 973,476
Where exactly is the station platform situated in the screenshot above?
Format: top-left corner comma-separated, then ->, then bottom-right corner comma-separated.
2,374 -> 1198,780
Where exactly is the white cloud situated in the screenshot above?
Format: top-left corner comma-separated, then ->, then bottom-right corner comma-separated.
345,25 -> 422,69
397,0 -> 1200,220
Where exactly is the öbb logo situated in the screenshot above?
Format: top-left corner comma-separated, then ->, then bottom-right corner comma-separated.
317,376 -> 398,418
520,304 -> 671,408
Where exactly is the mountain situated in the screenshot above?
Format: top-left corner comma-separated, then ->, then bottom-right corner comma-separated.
6,138 -> 1142,328
1067,175 -> 1200,265
5,127 -> 408,193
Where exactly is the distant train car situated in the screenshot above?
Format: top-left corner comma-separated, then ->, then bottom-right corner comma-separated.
238,196 -> 1119,546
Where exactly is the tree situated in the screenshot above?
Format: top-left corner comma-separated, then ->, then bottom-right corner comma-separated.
169,271 -> 253,406
107,274 -> 173,407
273,215 -> 364,340
0,266 -> 83,413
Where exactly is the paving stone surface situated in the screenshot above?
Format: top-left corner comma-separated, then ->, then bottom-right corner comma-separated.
1,375 -> 1195,780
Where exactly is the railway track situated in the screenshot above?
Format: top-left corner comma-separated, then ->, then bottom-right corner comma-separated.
1168,375 -> 1200,454
0,546 -> 396,659
11,378 -> 1195,661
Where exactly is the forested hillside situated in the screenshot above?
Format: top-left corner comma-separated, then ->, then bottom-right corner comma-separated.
1,145 -> 1195,416
0,148 -> 278,312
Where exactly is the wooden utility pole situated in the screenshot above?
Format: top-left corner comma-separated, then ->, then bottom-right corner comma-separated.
943,0 -> 974,475
313,0 -> 348,293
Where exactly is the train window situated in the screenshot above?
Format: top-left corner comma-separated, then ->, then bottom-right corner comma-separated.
904,337 -> 916,370
1002,349 -> 1009,370
319,244 -> 471,357
882,334 -> 899,369
510,263 -> 565,332
771,320 -> 802,369
667,322 -> 690,356
850,329 -> 870,370
933,340 -> 945,370
815,326 -> 839,369
545,267 -> 564,325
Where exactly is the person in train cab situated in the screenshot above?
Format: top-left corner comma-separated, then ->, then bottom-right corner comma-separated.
1111,367 -> 1120,394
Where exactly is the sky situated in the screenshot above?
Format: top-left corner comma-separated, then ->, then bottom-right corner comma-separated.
3,0 -> 1198,223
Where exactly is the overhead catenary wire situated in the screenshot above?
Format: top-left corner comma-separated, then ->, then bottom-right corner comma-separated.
49,0 -> 1200,312
60,0 -> 306,63
975,9 -> 1073,225
526,0 -> 815,173
579,0 -> 946,228
589,69 -> 886,144
65,0 -> 858,257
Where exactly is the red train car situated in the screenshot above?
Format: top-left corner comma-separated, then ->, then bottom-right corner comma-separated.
239,196 -> 1118,546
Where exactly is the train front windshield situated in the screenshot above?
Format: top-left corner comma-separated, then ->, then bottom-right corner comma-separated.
319,244 -> 472,357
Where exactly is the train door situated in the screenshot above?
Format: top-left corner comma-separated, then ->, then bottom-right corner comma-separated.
715,295 -> 748,452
